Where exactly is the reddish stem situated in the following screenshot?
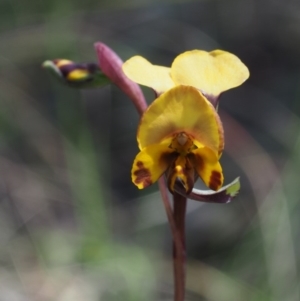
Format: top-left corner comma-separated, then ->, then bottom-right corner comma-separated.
173,192 -> 187,301
158,178 -> 179,241
159,178 -> 186,301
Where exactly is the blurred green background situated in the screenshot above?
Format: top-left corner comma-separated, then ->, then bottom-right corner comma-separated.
1,0 -> 300,300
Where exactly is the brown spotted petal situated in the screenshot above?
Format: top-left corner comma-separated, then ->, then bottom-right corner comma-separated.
174,177 -> 240,203
131,143 -> 177,189
188,146 -> 224,191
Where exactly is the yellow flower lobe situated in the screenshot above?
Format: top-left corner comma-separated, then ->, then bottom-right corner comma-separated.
171,49 -> 249,97
122,56 -> 174,94
137,85 -> 223,156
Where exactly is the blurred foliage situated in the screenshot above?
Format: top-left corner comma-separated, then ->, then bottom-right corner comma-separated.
1,0 -> 300,300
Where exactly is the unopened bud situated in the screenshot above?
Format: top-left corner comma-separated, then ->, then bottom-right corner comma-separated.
42,59 -> 110,89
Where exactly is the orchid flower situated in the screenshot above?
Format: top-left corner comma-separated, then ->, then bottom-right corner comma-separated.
132,85 -> 224,194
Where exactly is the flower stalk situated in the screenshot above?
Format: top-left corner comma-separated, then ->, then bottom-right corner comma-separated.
158,178 -> 186,301
173,192 -> 187,301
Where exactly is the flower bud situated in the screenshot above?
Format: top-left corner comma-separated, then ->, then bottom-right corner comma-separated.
42,59 -> 110,88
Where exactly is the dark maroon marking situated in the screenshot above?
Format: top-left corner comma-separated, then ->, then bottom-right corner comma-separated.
160,152 -> 178,166
166,156 -> 195,194
188,153 -> 222,190
209,171 -> 222,190
134,161 -> 152,187
187,152 -> 204,171
136,161 -> 144,168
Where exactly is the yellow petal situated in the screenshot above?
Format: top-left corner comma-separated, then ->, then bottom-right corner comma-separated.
122,56 -> 175,94
67,69 -> 90,81
54,59 -> 73,68
188,147 -> 224,191
131,144 -> 176,189
137,85 -> 223,156
171,50 -> 249,96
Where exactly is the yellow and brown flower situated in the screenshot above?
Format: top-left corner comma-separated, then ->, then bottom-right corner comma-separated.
131,85 -> 224,194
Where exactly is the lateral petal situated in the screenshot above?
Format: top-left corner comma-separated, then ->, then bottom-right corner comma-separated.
188,146 -> 224,191
122,56 -> 174,94
171,50 -> 249,97
131,144 -> 176,189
